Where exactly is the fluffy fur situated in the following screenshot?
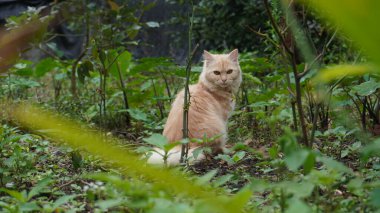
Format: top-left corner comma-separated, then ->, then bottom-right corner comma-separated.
148,49 -> 242,165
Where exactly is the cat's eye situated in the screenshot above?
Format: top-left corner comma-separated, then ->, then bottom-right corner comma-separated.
227,69 -> 233,74
213,71 -> 221,75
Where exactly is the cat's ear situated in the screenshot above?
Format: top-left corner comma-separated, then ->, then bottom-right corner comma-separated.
228,49 -> 239,62
203,50 -> 214,62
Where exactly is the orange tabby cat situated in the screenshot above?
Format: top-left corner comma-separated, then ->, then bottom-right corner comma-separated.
148,49 -> 242,165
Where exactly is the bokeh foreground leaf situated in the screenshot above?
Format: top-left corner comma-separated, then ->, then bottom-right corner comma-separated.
304,0 -> 380,67
313,64 -> 376,83
9,103 -> 250,213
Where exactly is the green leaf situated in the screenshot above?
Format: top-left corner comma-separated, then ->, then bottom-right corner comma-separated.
313,64 -> 375,83
163,142 -> 180,153
192,147 -> 207,160
127,108 -> 149,122
305,0 -> 380,67
227,187 -> 252,211
284,149 -> 309,171
318,156 -> 353,174
351,79 -> 380,96
143,134 -> 168,149
109,50 -> 132,78
28,178 -> 52,200
0,188 -> 26,202
232,151 -> 246,163
243,73 -> 262,84
213,174 -> 233,187
285,197 -> 311,213
361,138 -> 380,161
303,152 -> 316,174
20,202 -> 40,212
96,198 -> 125,210
196,169 -> 218,185
341,149 -> 350,158
216,154 -> 235,166
370,188 -> 380,208
52,195 -> 77,210
347,178 -> 364,196
34,58 -> 59,77
14,67 -> 33,76
283,181 -> 315,198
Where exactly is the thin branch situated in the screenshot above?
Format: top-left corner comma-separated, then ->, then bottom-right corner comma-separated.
297,52 -> 323,79
263,0 -> 293,57
247,26 -> 281,50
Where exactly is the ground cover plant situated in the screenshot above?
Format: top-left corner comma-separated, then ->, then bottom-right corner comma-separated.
0,0 -> 380,212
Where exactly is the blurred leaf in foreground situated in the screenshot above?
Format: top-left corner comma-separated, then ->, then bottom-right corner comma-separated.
8,103 -> 249,213
313,64 -> 376,83
304,0 -> 380,67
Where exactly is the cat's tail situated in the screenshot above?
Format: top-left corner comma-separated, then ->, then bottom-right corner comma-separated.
147,146 -> 204,166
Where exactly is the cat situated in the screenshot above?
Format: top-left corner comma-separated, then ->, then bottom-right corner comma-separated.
148,49 -> 242,165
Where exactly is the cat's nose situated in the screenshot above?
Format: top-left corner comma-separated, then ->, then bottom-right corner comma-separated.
222,79 -> 227,83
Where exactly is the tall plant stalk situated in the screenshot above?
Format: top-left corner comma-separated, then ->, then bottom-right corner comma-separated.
180,1 -> 197,164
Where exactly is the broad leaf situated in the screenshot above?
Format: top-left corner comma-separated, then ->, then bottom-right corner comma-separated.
143,134 -> 168,149
284,149 -> 309,171
127,108 -> 149,122
351,79 -> 380,96
34,58 -> 59,77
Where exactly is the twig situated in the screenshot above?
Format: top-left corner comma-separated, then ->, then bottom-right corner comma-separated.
180,43 -> 199,164
247,26 -> 281,50
298,52 -> 323,79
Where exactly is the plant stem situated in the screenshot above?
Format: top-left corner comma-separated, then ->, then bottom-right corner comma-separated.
116,62 -> 131,127
152,79 -> 165,119
180,1 -> 197,164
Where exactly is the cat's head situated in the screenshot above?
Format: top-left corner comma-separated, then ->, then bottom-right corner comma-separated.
199,49 -> 242,93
